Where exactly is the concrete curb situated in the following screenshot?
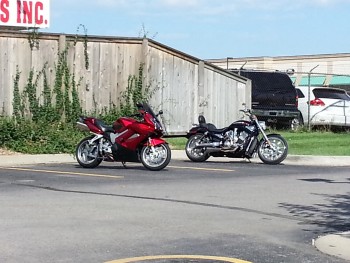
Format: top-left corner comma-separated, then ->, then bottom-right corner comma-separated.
1,151 -> 350,167
0,153 -> 76,166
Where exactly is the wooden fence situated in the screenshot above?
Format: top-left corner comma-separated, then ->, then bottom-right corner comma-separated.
0,31 -> 251,134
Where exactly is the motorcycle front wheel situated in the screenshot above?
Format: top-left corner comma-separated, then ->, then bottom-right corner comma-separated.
258,134 -> 288,165
76,136 -> 103,168
140,143 -> 171,171
185,134 -> 210,162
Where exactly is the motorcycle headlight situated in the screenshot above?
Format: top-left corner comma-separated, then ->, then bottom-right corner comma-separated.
259,121 -> 266,130
153,118 -> 163,131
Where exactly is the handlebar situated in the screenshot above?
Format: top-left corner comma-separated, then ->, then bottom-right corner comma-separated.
240,109 -> 251,115
130,109 -> 163,118
240,108 -> 258,121
156,110 -> 164,117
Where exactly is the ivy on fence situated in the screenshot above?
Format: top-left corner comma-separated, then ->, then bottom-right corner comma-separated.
2,30 -> 159,154
12,46 -> 83,124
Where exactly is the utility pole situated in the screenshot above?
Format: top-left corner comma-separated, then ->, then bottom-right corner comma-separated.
226,57 -> 233,70
308,65 -> 319,131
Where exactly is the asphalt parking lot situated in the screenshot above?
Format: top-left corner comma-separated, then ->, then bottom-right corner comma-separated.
1,158 -> 350,263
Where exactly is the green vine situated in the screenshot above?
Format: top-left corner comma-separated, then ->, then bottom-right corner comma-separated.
118,63 -> 160,117
24,69 -> 39,121
12,34 -> 161,135
12,43 -> 83,124
64,57 -> 71,121
12,66 -> 23,119
41,62 -> 51,107
27,28 -> 40,50
75,24 -> 89,70
138,23 -> 158,40
71,75 -> 83,122
53,47 -> 68,116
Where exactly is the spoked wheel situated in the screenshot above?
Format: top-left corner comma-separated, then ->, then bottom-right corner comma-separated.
258,134 -> 288,165
76,136 -> 102,168
185,134 -> 210,162
140,143 -> 171,171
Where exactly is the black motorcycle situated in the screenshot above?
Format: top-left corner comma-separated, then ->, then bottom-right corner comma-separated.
185,108 -> 288,165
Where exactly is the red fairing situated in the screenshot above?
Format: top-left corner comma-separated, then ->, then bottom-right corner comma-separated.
114,113 -> 158,150
85,118 -> 103,134
130,122 -> 154,134
115,129 -> 142,150
143,112 -> 154,125
113,117 -> 137,132
147,138 -> 167,146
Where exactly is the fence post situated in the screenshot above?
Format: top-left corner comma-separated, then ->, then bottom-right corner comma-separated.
59,34 -> 66,52
141,38 -> 149,92
197,61 -> 205,119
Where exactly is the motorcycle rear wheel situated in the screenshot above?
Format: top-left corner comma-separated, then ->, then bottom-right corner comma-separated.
140,143 -> 171,171
76,136 -> 103,168
258,134 -> 288,165
185,134 -> 210,162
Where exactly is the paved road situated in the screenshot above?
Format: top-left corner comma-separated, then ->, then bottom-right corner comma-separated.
0,160 -> 349,263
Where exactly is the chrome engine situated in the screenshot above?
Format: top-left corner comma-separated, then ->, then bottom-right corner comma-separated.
101,139 -> 112,154
100,138 -> 113,161
101,132 -> 120,155
222,129 -> 249,151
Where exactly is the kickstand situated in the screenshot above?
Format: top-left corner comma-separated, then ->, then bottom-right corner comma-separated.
121,161 -> 127,169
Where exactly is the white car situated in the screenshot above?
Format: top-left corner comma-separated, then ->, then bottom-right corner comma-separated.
296,86 -> 350,128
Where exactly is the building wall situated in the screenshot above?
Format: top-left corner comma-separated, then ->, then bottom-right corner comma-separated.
208,53 -> 350,90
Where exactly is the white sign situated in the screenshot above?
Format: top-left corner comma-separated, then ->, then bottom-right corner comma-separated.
0,0 -> 50,28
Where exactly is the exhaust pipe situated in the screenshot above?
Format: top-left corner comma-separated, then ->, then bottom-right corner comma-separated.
195,142 -> 220,148
194,142 -> 221,153
194,142 -> 239,154
206,148 -> 222,153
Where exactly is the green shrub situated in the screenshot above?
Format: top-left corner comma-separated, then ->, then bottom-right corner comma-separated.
0,118 -> 85,154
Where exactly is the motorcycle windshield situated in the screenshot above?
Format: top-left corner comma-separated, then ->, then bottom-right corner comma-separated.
140,102 -> 163,130
142,102 -> 157,118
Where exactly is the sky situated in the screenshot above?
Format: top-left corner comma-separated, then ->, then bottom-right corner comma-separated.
44,0 -> 350,59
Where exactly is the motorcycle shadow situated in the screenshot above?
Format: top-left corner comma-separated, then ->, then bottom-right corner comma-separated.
72,163 -> 151,171
180,159 -> 285,166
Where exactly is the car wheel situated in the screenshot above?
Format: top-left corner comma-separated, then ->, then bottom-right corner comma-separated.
291,112 -> 304,130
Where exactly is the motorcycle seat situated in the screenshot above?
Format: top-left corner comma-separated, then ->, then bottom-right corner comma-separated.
208,127 -> 227,134
94,119 -> 114,133
200,123 -> 227,133
197,115 -> 228,133
198,115 -> 206,124
199,122 -> 216,130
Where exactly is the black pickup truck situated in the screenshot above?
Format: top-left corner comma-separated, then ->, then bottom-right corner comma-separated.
230,69 -> 301,128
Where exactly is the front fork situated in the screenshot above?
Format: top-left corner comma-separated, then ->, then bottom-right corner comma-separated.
147,138 -> 156,154
145,137 -> 168,156
254,120 -> 275,150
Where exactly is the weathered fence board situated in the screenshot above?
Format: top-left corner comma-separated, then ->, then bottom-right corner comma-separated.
0,31 -> 250,134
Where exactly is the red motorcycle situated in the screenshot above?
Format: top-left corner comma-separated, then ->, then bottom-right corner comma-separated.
75,102 -> 171,171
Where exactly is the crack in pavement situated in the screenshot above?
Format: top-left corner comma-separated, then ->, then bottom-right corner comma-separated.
13,182 -> 319,225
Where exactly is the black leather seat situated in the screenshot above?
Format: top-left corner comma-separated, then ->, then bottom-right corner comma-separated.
94,119 -> 115,133
198,115 -> 226,133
